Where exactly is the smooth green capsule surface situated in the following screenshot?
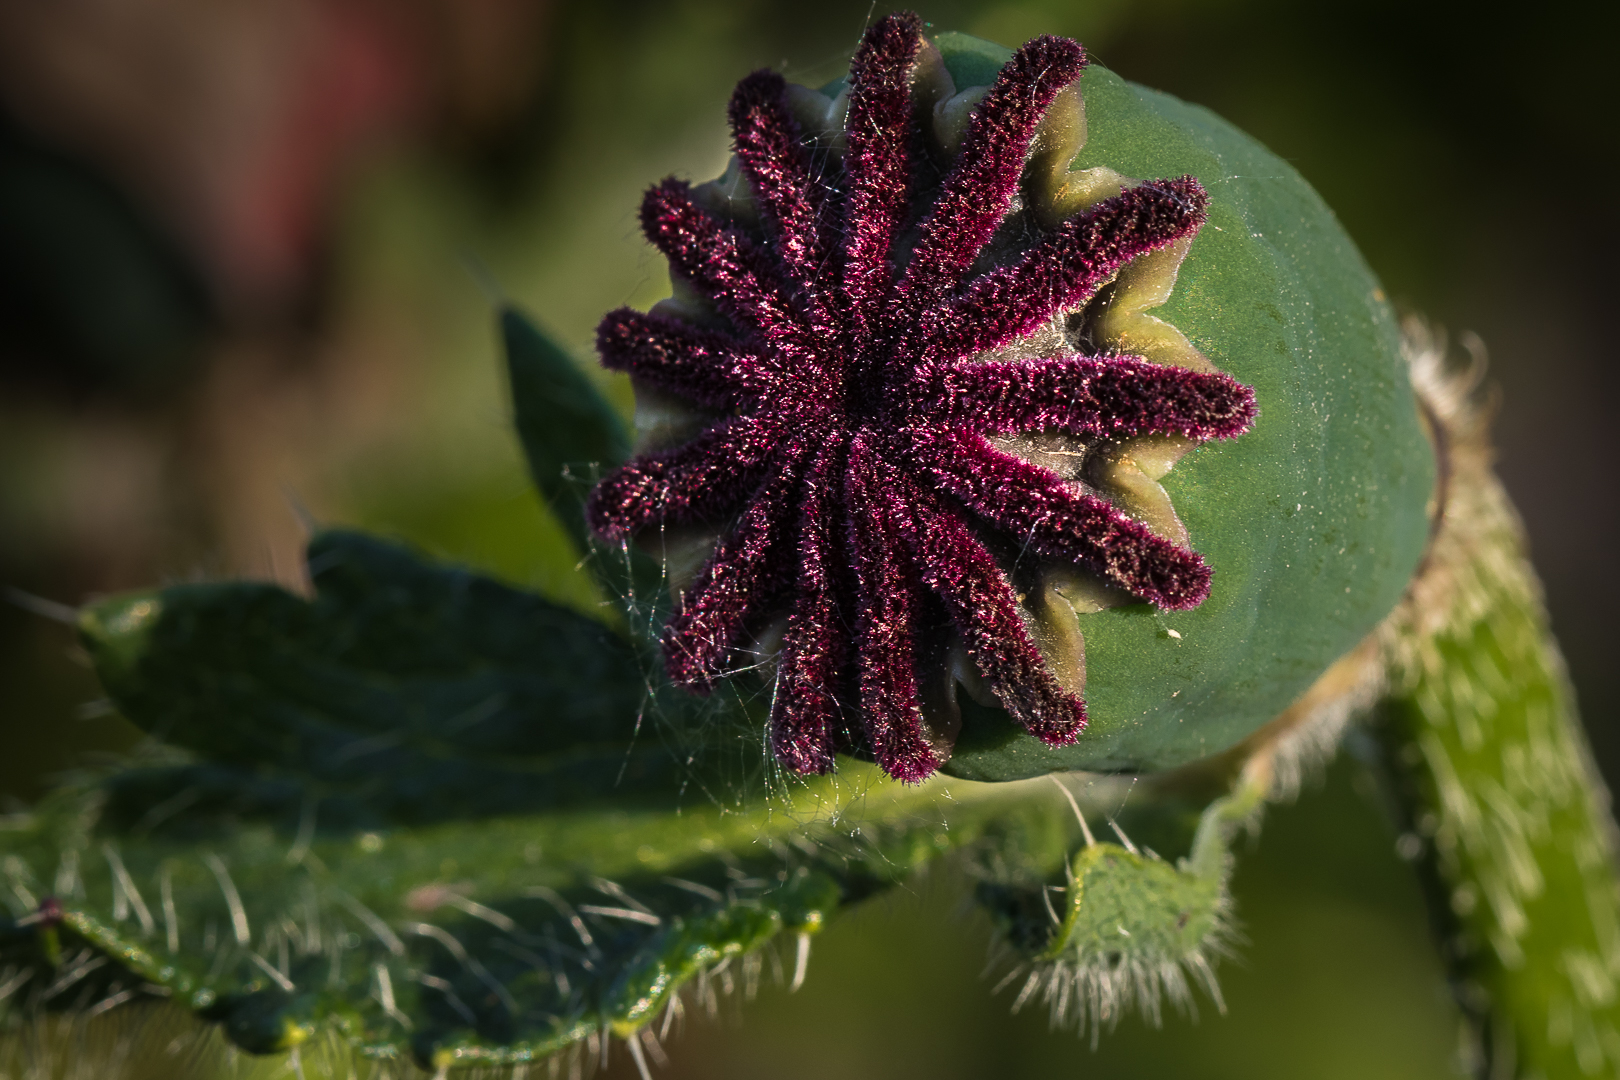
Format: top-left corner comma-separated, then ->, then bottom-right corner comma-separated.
937,36 -> 1434,780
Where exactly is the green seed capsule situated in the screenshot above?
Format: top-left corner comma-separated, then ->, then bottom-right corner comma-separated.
925,34 -> 1435,779
617,26 -> 1435,780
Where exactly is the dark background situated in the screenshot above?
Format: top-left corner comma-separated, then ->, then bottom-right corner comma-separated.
2,1 -> 1614,1076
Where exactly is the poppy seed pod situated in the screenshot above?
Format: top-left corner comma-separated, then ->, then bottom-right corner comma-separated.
589,16 -> 1434,783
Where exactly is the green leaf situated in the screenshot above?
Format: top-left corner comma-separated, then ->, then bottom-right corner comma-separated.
76,529 -> 716,829
502,306 -> 663,615
0,767 -> 1248,1072
503,305 -> 628,538
0,767 -> 873,1065
0,530 -> 1250,1071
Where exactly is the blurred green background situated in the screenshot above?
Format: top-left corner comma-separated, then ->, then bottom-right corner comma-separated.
1,0 -> 1613,1075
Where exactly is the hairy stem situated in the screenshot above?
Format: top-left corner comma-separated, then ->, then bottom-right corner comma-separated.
1377,406 -> 1620,1078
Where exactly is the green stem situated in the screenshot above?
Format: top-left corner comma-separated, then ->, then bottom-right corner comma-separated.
1378,455 -> 1620,1077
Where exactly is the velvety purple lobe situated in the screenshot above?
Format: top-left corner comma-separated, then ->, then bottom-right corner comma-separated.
728,71 -> 830,296
639,180 -> 822,374
914,354 -> 1258,440
896,35 -> 1087,324
906,428 -> 1213,609
767,452 -> 854,775
661,464 -> 803,690
919,177 -> 1210,364
839,12 -> 923,337
886,467 -> 1086,746
847,440 -> 946,782
585,416 -> 782,540
596,307 -> 759,411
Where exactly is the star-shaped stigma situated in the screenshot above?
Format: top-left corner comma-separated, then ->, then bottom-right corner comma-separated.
587,13 -> 1257,783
